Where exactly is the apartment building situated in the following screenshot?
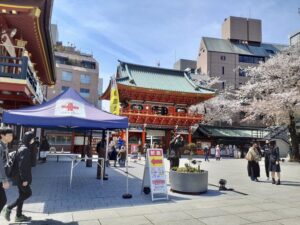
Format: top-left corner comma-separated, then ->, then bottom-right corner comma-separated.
196,16 -> 287,90
47,42 -> 100,107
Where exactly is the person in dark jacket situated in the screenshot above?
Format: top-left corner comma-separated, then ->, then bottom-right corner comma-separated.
3,131 -> 34,222
204,146 -> 210,162
269,141 -> 281,185
0,126 -> 13,217
39,136 -> 49,163
96,133 -> 108,180
168,134 -> 184,169
110,146 -> 118,167
264,140 -> 271,180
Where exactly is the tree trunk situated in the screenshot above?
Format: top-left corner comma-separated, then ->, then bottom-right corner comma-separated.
288,114 -> 300,161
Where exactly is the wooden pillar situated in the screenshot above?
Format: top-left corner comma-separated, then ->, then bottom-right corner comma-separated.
142,126 -> 146,146
71,131 -> 75,153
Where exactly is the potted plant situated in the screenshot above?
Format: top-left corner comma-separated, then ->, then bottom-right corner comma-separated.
169,144 -> 208,194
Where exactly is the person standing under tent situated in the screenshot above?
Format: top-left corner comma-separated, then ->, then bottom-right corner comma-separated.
96,133 -> 108,180
0,127 -> 13,218
39,136 -> 49,163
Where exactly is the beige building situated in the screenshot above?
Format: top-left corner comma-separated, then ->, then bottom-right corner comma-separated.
47,42 -> 100,107
197,16 -> 287,90
173,59 -> 197,73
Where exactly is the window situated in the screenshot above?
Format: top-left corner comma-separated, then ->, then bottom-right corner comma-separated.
81,61 -> 96,69
61,86 -> 68,93
47,135 -> 71,145
220,56 -> 226,61
61,71 -> 72,81
239,68 -> 246,77
239,55 -> 265,64
80,88 -> 90,98
265,49 -> 275,54
80,74 -> 91,84
222,66 -> 225,75
55,56 -> 68,64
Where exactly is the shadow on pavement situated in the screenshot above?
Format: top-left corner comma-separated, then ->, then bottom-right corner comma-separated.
280,181 -> 300,187
12,219 -> 77,225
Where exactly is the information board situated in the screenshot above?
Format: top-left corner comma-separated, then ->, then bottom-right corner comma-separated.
142,148 -> 168,201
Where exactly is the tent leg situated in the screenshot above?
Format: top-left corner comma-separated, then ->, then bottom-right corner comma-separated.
19,126 -> 23,141
122,128 -> 132,199
70,159 -> 74,188
105,130 -> 109,166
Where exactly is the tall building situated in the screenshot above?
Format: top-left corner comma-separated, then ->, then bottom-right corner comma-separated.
0,0 -> 55,111
47,42 -> 100,107
197,16 -> 287,90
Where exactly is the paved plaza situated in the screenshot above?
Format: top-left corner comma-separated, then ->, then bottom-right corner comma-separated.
1,157 -> 300,225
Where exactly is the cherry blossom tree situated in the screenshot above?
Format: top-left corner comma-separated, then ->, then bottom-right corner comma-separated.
240,45 -> 300,160
191,45 -> 300,160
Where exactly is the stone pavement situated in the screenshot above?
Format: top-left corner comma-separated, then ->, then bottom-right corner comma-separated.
1,156 -> 300,224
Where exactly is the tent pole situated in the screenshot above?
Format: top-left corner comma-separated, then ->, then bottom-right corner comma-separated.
105,130 -> 109,165
122,128 -> 132,199
19,126 -> 23,141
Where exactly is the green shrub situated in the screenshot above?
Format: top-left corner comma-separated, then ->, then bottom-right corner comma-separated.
172,163 -> 202,173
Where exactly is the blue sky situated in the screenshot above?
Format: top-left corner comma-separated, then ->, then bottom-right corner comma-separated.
52,0 -> 300,109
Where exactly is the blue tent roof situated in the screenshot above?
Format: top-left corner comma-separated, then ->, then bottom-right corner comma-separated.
2,88 -> 128,130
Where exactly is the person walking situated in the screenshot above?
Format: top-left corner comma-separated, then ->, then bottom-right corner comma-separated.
245,142 -> 261,182
39,136 -> 49,163
269,141 -> 281,185
264,140 -> 271,180
3,131 -> 34,222
215,145 -> 221,161
204,146 -> 210,162
0,126 -> 13,217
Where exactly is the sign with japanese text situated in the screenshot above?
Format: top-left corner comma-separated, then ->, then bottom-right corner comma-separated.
147,149 -> 167,196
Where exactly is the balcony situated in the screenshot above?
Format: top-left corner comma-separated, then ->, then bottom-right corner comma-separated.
0,44 -> 44,106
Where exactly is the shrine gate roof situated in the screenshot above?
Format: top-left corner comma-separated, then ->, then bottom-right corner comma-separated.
116,61 -> 215,94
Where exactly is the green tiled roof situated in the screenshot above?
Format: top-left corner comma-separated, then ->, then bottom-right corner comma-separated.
116,61 -> 215,94
202,37 -> 287,56
198,125 -> 270,139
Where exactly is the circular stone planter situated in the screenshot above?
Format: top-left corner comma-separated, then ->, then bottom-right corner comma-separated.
169,170 -> 208,194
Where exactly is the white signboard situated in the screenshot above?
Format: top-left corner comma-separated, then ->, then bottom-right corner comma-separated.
142,148 -> 168,201
54,99 -> 86,118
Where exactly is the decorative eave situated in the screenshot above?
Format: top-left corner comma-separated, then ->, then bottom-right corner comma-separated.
0,0 -> 56,85
101,82 -> 215,105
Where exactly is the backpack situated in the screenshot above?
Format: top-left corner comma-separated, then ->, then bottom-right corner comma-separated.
4,149 -> 20,178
